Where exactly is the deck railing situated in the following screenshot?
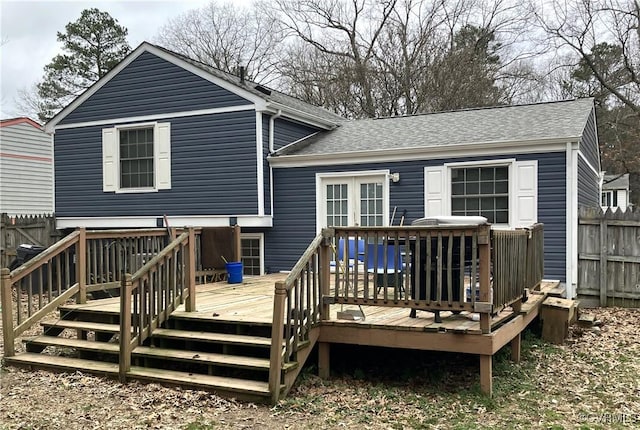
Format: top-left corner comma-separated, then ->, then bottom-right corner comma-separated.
83,229 -> 170,298
119,229 -> 196,381
329,225 -> 493,325
492,223 -> 544,309
325,223 -> 543,331
1,231 -> 81,357
269,233 -> 327,404
1,227 -> 189,358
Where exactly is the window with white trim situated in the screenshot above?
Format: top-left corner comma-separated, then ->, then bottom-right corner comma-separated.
424,160 -> 537,227
119,127 -> 154,188
601,190 -> 617,208
451,166 -> 509,223
102,122 -> 171,193
241,234 -> 264,276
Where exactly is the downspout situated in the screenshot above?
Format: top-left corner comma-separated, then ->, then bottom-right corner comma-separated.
269,110 -> 282,219
269,109 -> 282,153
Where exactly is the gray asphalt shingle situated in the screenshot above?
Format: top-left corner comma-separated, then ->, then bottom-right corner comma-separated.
279,99 -> 594,156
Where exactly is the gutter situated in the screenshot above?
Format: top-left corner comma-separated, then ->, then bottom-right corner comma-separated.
268,136 -> 581,167
262,102 -> 342,131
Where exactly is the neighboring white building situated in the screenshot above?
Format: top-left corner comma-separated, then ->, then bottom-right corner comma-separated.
0,118 -> 54,215
601,173 -> 631,212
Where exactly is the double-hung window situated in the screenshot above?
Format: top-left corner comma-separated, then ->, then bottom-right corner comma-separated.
119,127 -> 154,189
102,122 -> 171,193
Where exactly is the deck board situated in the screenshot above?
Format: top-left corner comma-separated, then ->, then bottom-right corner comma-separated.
63,274 -> 556,337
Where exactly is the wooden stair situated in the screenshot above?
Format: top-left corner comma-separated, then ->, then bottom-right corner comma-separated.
5,300 -> 299,403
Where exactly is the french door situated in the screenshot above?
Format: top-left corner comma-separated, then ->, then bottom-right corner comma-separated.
320,174 -> 388,229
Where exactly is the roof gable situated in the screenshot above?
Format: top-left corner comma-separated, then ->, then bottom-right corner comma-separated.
46,42 -> 343,132
0,117 -> 43,130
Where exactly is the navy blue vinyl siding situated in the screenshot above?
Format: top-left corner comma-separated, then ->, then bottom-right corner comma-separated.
261,116 -> 321,216
266,152 -> 567,281
578,156 -> 600,207
55,111 -> 259,216
273,118 -> 320,150
59,52 -> 249,125
580,109 -> 600,170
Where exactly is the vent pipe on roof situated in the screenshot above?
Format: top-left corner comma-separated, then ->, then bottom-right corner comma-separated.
239,66 -> 245,84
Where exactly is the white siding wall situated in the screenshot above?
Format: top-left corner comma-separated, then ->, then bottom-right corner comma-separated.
0,123 -> 54,215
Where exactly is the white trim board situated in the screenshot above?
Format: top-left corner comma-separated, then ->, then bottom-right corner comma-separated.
56,215 -> 273,229
270,138 -> 575,168
52,105 -> 256,131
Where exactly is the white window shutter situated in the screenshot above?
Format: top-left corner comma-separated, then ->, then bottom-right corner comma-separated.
424,166 -> 446,217
156,122 -> 171,190
102,127 -> 117,192
513,160 -> 538,227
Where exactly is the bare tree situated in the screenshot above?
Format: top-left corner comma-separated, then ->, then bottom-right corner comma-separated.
155,1 -> 284,85
533,0 -> 640,111
267,0 -> 399,118
534,0 -> 640,205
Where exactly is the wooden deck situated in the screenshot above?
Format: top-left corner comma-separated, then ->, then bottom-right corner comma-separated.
62,273 -> 551,336
4,271 -> 554,403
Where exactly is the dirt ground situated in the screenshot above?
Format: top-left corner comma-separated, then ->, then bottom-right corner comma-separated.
1,307 -> 639,429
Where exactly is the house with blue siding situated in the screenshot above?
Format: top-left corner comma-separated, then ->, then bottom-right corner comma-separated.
45,42 -> 600,298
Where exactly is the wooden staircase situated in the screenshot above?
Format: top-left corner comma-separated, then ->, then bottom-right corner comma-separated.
5,302 -> 301,403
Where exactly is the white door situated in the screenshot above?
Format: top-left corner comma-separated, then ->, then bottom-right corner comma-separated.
319,175 -> 387,229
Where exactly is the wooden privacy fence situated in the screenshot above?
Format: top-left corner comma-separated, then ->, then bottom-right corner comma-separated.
578,207 -> 640,307
0,213 -> 60,268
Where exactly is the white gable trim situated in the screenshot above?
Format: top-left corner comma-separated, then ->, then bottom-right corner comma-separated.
52,105 -> 255,131
46,42 -> 266,132
577,150 -> 601,177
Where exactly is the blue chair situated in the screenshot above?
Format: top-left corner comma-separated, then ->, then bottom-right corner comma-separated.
365,243 -> 405,297
330,238 -> 365,272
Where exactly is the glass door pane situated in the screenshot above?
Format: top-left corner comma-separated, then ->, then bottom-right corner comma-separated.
326,183 -> 349,227
358,181 -> 384,226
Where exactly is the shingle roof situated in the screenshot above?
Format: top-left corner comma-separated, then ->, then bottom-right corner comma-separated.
278,99 -> 594,156
603,173 -> 630,190
151,44 -> 344,125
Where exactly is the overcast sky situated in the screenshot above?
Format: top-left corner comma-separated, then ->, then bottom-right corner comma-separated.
0,0 -> 237,119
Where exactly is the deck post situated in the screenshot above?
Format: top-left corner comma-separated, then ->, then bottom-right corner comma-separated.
318,342 -> 330,379
320,228 -> 334,321
77,228 -> 87,304
478,225 -> 491,334
1,268 -> 15,357
479,354 -> 493,396
185,227 -> 196,312
233,225 -> 242,263
119,274 -> 133,383
511,332 -> 521,363
269,281 -> 287,404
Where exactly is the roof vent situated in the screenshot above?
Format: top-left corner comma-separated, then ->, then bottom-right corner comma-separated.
255,85 -> 271,95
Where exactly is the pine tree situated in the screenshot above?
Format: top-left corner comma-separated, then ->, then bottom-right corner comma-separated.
37,8 -> 131,122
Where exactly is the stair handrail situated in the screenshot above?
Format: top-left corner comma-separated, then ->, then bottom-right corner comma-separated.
1,231 -> 81,357
118,229 -> 196,382
269,232 -> 328,404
